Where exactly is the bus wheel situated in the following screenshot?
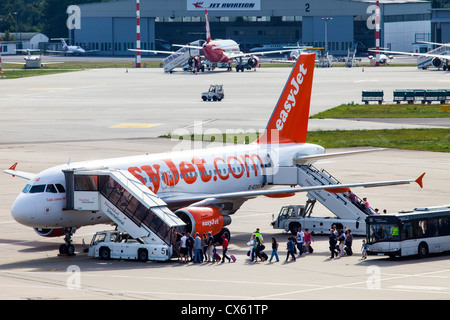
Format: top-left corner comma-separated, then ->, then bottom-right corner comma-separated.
418,242 -> 429,258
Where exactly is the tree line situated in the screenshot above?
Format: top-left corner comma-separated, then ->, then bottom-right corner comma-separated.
0,0 -> 113,40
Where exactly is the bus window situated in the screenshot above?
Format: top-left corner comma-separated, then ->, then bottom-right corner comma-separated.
413,220 -> 426,238
368,224 -> 400,243
426,218 -> 438,237
439,217 -> 450,236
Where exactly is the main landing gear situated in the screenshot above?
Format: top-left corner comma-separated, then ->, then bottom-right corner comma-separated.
59,227 -> 77,256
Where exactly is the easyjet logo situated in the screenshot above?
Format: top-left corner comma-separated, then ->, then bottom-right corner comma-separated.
128,153 -> 265,194
276,63 -> 308,131
202,219 -> 219,227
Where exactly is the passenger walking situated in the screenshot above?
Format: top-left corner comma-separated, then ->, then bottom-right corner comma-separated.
329,229 -> 338,259
202,233 -> 208,262
286,237 -> 296,262
212,244 -> 218,263
193,232 -> 202,263
361,240 -> 368,259
304,228 -> 314,254
344,229 -> 353,256
269,237 -> 279,262
347,190 -> 357,205
253,228 -> 264,244
339,229 -> 346,257
186,232 -> 194,262
179,232 -> 188,263
173,229 -> 181,260
247,234 -> 256,261
221,235 -> 231,263
362,197 -> 371,214
296,227 -> 305,257
206,232 -> 214,262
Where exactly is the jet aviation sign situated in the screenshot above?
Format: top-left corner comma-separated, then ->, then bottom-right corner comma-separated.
188,0 -> 260,10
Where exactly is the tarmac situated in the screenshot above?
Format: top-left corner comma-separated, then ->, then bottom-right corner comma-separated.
0,58 -> 449,302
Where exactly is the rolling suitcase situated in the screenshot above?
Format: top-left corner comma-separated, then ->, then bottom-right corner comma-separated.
260,252 -> 268,261
230,254 -> 236,262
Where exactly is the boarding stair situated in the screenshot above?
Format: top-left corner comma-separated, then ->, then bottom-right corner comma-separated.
345,46 -> 358,68
296,165 -> 372,221
63,168 -> 185,246
266,164 -> 372,233
417,45 -> 450,69
162,40 -> 203,73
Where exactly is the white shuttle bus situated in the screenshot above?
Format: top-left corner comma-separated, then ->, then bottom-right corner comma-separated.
366,206 -> 450,258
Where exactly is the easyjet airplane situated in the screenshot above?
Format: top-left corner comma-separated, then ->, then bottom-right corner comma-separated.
129,9 -> 295,72
4,53 -> 424,253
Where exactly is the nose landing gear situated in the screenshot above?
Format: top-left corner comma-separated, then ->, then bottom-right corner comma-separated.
59,227 -> 77,256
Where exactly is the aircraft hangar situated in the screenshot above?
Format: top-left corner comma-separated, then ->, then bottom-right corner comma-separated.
72,0 -> 431,56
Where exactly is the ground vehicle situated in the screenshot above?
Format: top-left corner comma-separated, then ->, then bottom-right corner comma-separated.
88,230 -> 171,262
271,201 -> 366,235
201,84 -> 224,101
366,206 -> 450,258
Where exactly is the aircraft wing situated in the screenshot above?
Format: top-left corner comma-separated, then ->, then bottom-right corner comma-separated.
172,44 -> 203,50
228,49 -> 295,60
164,173 -> 425,203
376,49 -> 450,61
4,62 -> 26,65
41,62 -> 64,65
47,50 -> 66,54
418,40 -> 450,48
294,148 -> 386,165
3,163 -> 35,180
128,48 -> 180,55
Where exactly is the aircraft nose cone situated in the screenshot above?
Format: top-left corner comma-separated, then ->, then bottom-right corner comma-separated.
11,195 -> 34,227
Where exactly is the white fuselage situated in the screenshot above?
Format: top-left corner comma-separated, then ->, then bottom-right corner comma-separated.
11,142 -> 324,229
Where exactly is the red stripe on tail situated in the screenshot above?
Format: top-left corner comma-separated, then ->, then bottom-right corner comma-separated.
256,53 -> 315,144
205,9 -> 212,43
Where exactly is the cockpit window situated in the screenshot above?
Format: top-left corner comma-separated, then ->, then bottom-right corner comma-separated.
29,185 -> 46,194
22,184 -> 32,193
46,184 -> 58,193
22,183 -> 66,194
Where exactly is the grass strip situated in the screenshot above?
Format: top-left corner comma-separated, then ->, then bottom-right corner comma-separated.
163,128 -> 450,152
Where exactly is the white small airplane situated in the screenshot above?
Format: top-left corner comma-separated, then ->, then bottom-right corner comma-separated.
4,53 -> 425,253
48,38 -> 98,56
129,9 -> 296,72
368,53 -> 394,65
8,49 -> 62,69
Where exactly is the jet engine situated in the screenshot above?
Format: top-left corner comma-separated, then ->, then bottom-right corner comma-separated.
247,56 -> 260,68
174,207 -> 231,240
188,56 -> 201,68
34,228 -> 65,237
432,57 -> 443,68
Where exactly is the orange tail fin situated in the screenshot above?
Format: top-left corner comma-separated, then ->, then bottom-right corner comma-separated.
256,53 -> 315,144
205,9 -> 212,43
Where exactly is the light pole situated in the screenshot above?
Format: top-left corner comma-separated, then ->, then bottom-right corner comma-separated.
0,19 -> 3,74
322,17 -> 332,55
13,12 -> 18,43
